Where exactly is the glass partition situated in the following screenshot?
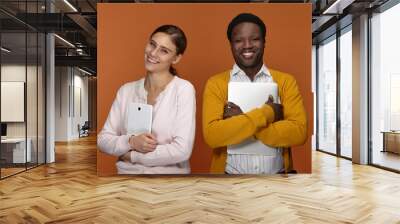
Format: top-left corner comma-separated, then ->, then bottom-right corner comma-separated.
1,30 -> 28,177
0,1 -> 46,179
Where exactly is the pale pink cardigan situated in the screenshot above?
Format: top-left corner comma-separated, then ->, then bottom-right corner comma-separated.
97,76 -> 196,174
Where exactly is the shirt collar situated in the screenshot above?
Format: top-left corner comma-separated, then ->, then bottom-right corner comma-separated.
231,63 -> 271,79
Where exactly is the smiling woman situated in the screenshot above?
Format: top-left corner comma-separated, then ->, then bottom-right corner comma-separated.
145,25 -> 187,78
97,25 -> 196,174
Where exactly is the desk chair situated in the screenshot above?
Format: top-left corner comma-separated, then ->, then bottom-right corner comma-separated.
78,121 -> 90,138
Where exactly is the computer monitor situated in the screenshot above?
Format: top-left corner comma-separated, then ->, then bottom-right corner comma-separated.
1,123 -> 7,138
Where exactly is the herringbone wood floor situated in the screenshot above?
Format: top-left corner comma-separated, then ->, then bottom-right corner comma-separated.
1,136 -> 400,224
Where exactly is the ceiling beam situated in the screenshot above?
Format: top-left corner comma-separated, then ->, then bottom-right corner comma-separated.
67,13 -> 97,39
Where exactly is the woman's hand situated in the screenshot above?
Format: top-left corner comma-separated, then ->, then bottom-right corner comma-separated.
129,133 -> 158,153
119,151 -> 132,162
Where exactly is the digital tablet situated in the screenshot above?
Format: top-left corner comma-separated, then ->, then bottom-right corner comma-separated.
127,102 -> 153,135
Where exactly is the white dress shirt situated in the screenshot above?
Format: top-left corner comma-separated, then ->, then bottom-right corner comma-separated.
225,64 -> 283,174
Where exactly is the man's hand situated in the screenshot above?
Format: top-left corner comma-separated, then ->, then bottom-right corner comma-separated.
129,133 -> 158,153
223,102 -> 243,119
266,95 -> 283,122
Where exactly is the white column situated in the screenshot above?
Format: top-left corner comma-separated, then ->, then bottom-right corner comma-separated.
46,33 -> 55,163
45,0 -> 56,163
352,14 -> 369,164
312,45 -> 317,151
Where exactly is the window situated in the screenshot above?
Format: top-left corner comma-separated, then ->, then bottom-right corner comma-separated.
370,2 -> 400,171
317,35 -> 337,154
339,28 -> 352,158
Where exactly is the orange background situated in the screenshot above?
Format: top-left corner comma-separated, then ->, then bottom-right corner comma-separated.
97,3 -> 312,175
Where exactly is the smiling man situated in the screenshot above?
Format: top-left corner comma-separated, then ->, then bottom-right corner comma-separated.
202,13 -> 307,174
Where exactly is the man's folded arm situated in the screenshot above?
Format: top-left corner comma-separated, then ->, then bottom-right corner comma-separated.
255,76 -> 307,147
202,78 -> 275,148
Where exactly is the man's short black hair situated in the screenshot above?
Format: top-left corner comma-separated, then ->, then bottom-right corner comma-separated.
227,13 -> 266,42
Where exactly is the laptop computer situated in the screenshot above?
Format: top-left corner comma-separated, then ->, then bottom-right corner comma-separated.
227,82 -> 279,112
227,82 -> 279,155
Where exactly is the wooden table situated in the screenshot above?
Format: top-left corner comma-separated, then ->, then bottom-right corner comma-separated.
381,131 -> 400,154
0,138 -> 32,167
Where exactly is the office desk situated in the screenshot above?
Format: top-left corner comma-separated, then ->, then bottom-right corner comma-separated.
0,138 -> 32,164
381,131 -> 400,154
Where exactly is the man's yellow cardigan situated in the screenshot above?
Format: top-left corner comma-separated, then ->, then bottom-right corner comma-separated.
202,69 -> 307,174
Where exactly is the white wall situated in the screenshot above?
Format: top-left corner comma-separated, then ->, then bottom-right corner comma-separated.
54,67 -> 89,141
72,73 -> 89,138
55,66 -> 70,141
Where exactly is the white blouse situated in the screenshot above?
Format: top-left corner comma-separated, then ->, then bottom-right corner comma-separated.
97,76 -> 196,174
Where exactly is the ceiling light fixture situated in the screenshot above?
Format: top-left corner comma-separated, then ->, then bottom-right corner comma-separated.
63,0 -> 78,12
1,47 -> 11,53
54,34 -> 75,48
76,48 -> 85,55
78,67 -> 93,76
322,0 -> 355,15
